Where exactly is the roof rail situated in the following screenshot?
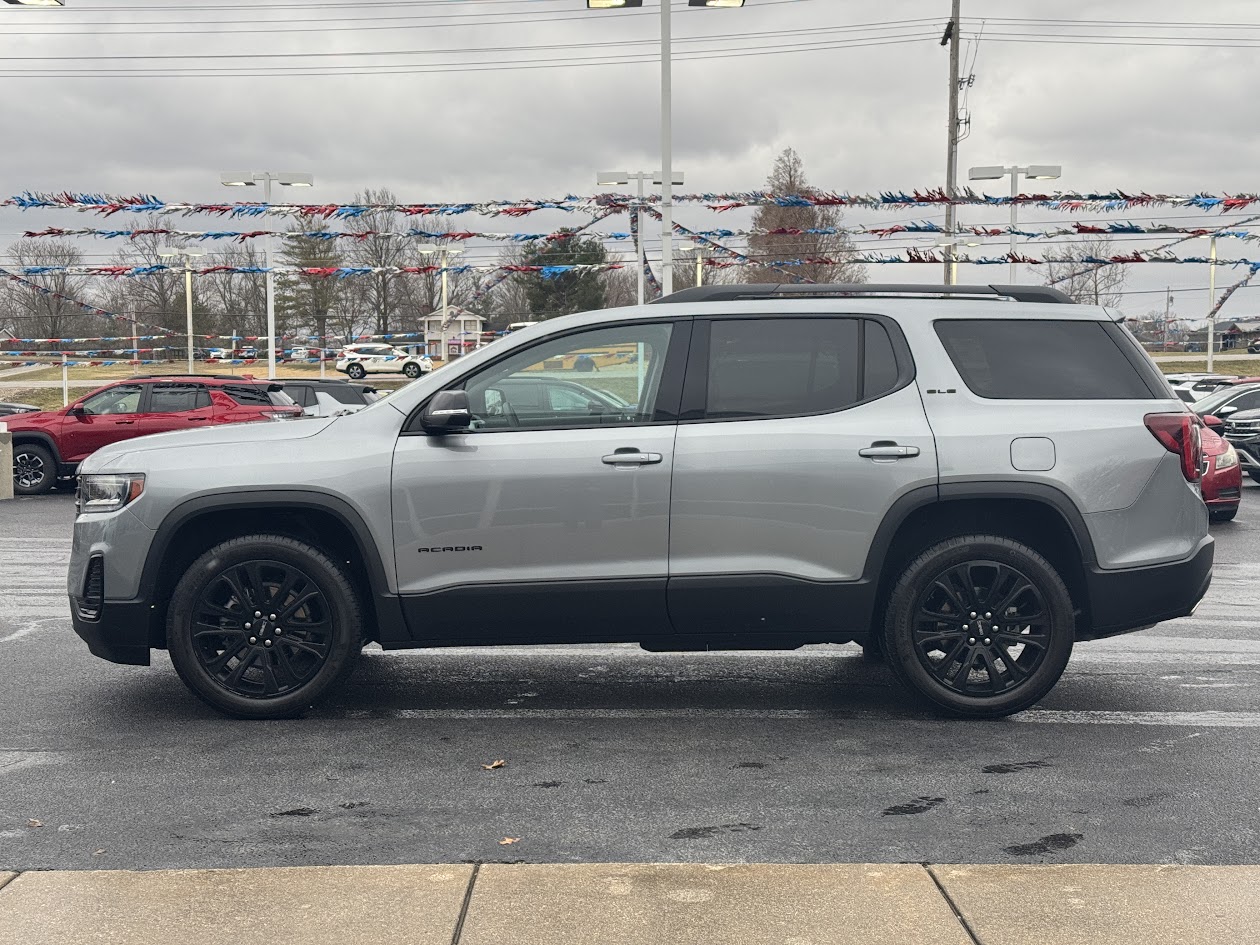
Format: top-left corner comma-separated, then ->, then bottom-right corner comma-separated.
652,283 -> 1076,305
132,373 -> 267,380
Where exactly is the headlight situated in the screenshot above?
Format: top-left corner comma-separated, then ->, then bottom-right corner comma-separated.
76,474 -> 145,514
1216,445 -> 1239,470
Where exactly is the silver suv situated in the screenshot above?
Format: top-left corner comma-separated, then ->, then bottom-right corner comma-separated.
68,284 -> 1213,719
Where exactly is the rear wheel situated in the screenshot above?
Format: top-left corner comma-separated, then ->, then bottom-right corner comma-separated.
13,443 -> 55,496
403,362 -> 422,379
166,535 -> 363,719
882,536 -> 1074,718
346,363 -> 367,380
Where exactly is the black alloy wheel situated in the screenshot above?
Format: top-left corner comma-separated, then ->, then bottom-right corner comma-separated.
882,536 -> 1074,718
167,536 -> 362,718
13,444 -> 54,496
403,362 -> 422,379
910,561 -> 1050,697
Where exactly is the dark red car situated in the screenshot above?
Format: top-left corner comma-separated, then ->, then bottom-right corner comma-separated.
1200,424 -> 1242,523
7,376 -> 301,496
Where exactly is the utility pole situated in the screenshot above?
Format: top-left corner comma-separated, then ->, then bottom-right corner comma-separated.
942,0 -> 961,285
1164,288 -> 1174,351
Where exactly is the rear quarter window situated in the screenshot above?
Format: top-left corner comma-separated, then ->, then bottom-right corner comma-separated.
934,319 -> 1158,400
223,385 -> 296,407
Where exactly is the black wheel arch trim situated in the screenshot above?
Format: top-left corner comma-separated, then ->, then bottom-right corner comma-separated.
10,431 -> 64,465
861,480 -> 1099,584
141,489 -> 408,644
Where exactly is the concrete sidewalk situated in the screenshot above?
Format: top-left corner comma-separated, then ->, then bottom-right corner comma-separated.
0,863 -> 1256,945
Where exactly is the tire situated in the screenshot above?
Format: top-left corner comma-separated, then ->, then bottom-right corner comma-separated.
881,536 -> 1074,718
1210,508 -> 1238,523
12,443 -> 55,496
346,363 -> 367,380
403,362 -> 422,379
1249,470 -> 1260,484
166,535 -> 363,719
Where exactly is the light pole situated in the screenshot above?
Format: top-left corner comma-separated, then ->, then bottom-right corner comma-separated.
588,0 -> 745,297
1199,233 -> 1228,371
679,242 -> 706,286
158,249 -> 205,374
597,170 -> 685,305
220,171 -> 314,378
968,165 -> 1061,284
417,244 -> 464,359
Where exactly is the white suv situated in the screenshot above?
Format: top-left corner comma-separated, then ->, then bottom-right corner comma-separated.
336,343 -> 433,380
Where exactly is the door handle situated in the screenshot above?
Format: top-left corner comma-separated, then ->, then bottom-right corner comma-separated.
188,416 -> 210,422
602,450 -> 663,467
113,419 -> 136,425
858,443 -> 920,460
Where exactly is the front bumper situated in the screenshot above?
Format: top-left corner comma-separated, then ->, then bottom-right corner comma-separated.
70,597 -> 156,665
1224,433 -> 1260,470
1083,536 -> 1214,639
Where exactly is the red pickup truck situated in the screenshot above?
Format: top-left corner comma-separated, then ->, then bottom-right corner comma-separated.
6,375 -> 302,495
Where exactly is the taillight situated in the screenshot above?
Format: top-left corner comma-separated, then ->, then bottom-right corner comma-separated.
1145,413 -> 1203,482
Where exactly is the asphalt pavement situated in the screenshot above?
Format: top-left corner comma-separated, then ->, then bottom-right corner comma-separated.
2,489 -> 1259,871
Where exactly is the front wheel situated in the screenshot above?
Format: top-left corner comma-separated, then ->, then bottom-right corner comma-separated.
882,536 -> 1074,718
403,362 -> 422,379
346,363 -> 367,380
13,443 -> 55,496
166,535 -> 363,719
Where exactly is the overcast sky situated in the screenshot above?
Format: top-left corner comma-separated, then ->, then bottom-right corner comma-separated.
2,0 -> 1258,319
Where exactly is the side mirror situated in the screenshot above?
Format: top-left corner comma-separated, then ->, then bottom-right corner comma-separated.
1217,405 -> 1237,416
67,405 -> 86,417
1203,414 -> 1225,430
421,389 -> 473,433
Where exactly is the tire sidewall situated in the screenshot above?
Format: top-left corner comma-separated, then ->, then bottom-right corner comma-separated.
883,537 -> 1075,718
347,364 -> 366,379
167,536 -> 361,719
403,362 -> 421,379
13,444 -> 54,496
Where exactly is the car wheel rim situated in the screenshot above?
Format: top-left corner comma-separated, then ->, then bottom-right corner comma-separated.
911,560 -> 1051,697
191,560 -> 335,700
13,452 -> 45,489
405,365 -> 419,378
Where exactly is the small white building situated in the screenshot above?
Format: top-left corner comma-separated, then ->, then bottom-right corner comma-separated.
421,306 -> 486,361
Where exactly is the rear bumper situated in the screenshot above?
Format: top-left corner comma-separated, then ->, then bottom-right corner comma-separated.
70,597 -> 155,666
1083,536 -> 1214,639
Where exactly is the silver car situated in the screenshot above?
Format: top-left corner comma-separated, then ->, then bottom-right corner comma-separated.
68,284 -> 1213,719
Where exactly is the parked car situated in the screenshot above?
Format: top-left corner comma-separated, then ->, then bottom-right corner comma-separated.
0,401 -> 40,417
1189,383 -> 1260,423
1198,424 -> 1242,522
1221,407 -> 1260,483
280,379 -> 380,418
7,376 -> 302,496
335,343 -> 433,380
69,283 -> 1214,720
1164,373 -> 1238,403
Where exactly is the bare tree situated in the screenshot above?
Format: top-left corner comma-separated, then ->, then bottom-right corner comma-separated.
746,148 -> 866,285
1041,236 -> 1127,306
202,243 -> 268,341
0,239 -> 94,340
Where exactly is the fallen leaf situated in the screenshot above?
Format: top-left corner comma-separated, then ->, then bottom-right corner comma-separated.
26,819 -> 42,829
482,760 -> 506,770
93,849 -> 106,856
499,837 -> 521,845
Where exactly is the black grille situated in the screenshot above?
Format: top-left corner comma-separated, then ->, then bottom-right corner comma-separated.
78,556 -> 104,621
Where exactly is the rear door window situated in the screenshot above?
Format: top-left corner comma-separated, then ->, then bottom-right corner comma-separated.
935,319 -> 1158,399
149,383 -> 211,412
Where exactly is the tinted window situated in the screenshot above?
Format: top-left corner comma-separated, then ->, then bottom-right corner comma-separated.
224,385 -> 295,407
865,321 -> 899,398
1230,390 -> 1260,412
80,384 -> 143,416
149,384 -> 211,413
460,323 -> 673,431
326,386 -> 368,406
706,318 -> 861,419
935,320 -> 1156,400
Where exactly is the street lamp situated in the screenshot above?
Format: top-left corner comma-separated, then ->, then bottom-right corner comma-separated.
220,171 -> 314,378
417,244 -> 465,357
588,0 -> 746,297
597,170 -> 685,305
158,249 -> 205,374
968,164 -> 1061,284
1197,233 -> 1237,371
678,242 -> 707,286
